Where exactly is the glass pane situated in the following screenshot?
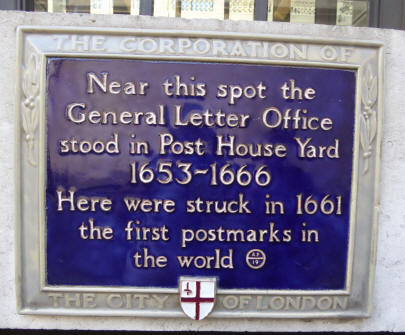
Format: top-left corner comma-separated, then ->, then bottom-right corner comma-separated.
66,0 -> 90,13
35,0 -> 48,11
181,0 -> 224,19
48,0 -> 66,12
352,0 -> 369,27
267,0 -> 273,21
273,0 -> 290,22
229,0 -> 254,21
290,0 -> 315,24
90,0 -> 113,14
337,0 -> 354,25
114,0 -> 131,14
337,0 -> 369,27
153,0 -> 176,17
314,0 -> 336,25
130,0 -> 140,14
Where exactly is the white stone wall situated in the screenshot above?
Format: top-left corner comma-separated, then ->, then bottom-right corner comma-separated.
1,10 -> 404,331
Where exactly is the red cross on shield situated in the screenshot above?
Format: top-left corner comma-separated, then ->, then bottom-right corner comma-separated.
179,277 -> 216,320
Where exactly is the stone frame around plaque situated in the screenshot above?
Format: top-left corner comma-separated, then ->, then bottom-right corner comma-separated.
16,26 -> 383,318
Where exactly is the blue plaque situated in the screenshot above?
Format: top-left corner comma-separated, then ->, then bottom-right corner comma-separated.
46,58 -> 355,290
17,27 -> 382,318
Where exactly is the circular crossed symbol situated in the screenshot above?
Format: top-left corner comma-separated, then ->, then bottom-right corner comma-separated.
245,249 -> 266,269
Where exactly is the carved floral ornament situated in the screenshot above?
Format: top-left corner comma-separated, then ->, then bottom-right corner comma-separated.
360,62 -> 378,175
21,53 -> 39,166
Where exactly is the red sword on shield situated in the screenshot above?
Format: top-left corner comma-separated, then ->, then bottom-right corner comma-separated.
181,281 -> 215,320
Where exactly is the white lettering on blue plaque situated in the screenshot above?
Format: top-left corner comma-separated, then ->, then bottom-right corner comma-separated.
46,58 -> 354,290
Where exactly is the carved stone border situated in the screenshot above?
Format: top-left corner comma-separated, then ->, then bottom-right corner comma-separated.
15,26 -> 383,318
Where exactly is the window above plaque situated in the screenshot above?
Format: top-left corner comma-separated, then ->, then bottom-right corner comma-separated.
27,0 -> 372,27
